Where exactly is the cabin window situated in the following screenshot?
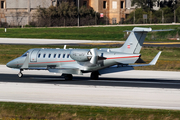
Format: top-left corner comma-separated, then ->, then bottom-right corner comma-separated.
54,54 -> 56,58
43,54 -> 46,58
67,54 -> 70,58
58,54 -> 61,58
63,54 -> 66,58
38,53 -> 41,58
103,1 -> 107,9
48,54 -> 51,58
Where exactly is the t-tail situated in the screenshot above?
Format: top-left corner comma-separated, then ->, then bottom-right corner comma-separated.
111,27 -> 152,54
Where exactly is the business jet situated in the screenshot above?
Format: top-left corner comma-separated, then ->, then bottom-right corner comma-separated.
6,27 -> 165,80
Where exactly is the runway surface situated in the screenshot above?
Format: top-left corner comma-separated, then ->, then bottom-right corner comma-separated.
1,38 -> 180,47
0,38 -> 121,45
1,65 -> 180,110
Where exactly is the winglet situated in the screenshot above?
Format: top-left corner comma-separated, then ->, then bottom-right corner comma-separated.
131,51 -> 161,67
149,51 -> 162,65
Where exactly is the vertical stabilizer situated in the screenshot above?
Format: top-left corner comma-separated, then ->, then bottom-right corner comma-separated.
111,27 -> 152,54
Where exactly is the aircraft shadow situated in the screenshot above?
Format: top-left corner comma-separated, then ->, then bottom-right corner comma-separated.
0,74 -> 180,89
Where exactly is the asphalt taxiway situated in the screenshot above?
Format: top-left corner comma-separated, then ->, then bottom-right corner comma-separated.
1,65 -> 180,110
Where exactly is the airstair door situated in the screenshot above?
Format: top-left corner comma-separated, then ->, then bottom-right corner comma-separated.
30,49 -> 40,62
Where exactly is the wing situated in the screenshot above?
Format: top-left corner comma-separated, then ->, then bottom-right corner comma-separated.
48,68 -> 83,75
99,51 -> 161,75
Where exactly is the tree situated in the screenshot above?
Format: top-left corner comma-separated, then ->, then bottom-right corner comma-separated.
159,0 -> 177,9
131,0 -> 157,11
79,6 -> 98,25
57,1 -> 77,26
36,1 -> 100,26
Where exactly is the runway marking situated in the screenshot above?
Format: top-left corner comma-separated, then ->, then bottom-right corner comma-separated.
89,80 -> 180,85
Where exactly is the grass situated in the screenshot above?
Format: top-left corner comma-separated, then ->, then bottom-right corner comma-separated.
0,102 -> 180,120
1,44 -> 180,71
0,25 -> 180,41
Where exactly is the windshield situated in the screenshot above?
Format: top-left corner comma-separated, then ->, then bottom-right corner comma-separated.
22,51 -> 29,57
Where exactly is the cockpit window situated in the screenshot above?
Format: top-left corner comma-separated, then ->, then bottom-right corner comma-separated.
22,51 -> 29,57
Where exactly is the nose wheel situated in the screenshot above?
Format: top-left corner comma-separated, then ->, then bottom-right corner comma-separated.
18,70 -> 23,78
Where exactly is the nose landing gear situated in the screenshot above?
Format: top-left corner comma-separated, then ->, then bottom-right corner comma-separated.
18,69 -> 23,78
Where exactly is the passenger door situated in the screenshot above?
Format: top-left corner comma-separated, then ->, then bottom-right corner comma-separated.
30,49 -> 40,62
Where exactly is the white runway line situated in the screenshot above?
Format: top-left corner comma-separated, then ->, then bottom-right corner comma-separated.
0,38 -> 121,45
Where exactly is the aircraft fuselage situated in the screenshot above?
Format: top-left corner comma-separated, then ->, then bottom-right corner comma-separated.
7,48 -> 140,73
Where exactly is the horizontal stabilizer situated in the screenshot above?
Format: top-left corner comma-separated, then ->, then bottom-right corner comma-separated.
124,27 -> 152,32
151,29 -> 174,32
131,51 -> 161,67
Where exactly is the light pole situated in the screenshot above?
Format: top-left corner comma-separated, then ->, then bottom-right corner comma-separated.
162,10 -> 164,23
150,11 -> 152,24
134,9 -> 135,24
174,9 -> 176,23
78,0 -> 79,27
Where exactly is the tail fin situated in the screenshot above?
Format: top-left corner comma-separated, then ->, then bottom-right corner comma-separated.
111,27 -> 152,54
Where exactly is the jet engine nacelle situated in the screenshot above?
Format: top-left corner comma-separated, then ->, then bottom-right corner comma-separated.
70,49 -> 91,62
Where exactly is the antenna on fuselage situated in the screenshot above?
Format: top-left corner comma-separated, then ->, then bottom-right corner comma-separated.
64,45 -> 66,49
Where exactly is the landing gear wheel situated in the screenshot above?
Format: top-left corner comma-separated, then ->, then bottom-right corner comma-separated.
18,72 -> 23,78
90,71 -> 99,80
62,74 -> 73,80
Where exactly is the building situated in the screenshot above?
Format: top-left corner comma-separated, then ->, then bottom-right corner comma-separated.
0,0 -> 128,26
0,0 -> 60,26
78,0 -> 126,24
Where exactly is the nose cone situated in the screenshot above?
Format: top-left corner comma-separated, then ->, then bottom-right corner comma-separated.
6,57 -> 25,68
6,61 -> 14,68
6,58 -> 19,68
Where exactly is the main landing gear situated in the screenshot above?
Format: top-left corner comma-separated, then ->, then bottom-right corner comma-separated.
18,69 -> 23,78
62,74 -> 73,80
90,71 -> 99,80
